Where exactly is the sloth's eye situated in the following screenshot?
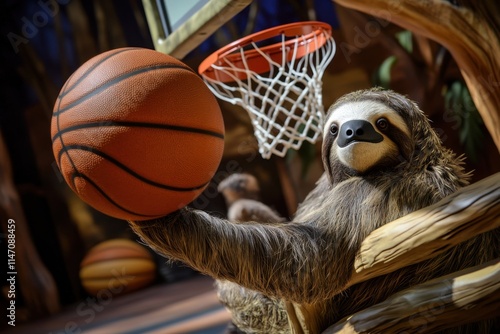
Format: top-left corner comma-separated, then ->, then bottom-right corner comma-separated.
376,118 -> 389,131
330,124 -> 339,136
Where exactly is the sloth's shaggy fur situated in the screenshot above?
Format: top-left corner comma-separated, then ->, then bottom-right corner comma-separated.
130,89 -> 498,333
216,173 -> 289,333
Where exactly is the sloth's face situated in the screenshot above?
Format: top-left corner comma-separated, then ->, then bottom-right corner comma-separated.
323,100 -> 411,174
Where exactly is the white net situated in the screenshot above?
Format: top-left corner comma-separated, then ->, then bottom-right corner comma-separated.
201,28 -> 336,159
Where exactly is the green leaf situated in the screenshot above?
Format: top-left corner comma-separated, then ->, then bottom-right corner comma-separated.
396,30 -> 413,53
374,55 -> 397,89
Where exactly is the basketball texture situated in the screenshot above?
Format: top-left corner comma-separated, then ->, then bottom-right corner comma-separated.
80,239 -> 156,296
51,47 -> 224,220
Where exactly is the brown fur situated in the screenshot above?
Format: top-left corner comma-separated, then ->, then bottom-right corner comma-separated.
218,173 -> 284,223
218,173 -> 261,206
217,173 -> 288,333
216,280 -> 289,334
129,89 -> 498,333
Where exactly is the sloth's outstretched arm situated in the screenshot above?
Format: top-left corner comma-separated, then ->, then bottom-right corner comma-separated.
129,207 -> 348,303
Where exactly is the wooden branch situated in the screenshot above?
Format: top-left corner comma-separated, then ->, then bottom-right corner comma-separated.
347,172 -> 500,287
324,259 -> 500,333
333,0 -> 500,151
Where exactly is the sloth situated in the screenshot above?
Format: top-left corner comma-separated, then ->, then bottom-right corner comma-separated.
217,172 -> 286,223
129,88 -> 498,333
216,173 -> 289,334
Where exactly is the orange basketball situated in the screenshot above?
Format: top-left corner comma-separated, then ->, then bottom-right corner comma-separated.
51,47 -> 225,220
80,239 -> 156,296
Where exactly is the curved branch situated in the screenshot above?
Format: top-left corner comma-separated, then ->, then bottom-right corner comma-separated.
325,259 -> 500,333
333,0 -> 500,151
348,172 -> 500,287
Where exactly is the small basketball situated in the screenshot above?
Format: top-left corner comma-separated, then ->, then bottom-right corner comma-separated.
80,239 -> 157,296
51,47 -> 224,220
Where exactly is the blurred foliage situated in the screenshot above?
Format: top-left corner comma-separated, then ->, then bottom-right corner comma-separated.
373,31 -> 412,89
372,30 -> 484,162
373,55 -> 397,89
395,30 -> 413,53
443,81 -> 484,163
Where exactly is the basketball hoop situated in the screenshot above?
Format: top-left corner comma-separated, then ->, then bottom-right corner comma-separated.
198,21 -> 336,159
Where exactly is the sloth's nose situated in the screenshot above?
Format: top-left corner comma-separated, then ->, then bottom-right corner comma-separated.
337,120 -> 383,148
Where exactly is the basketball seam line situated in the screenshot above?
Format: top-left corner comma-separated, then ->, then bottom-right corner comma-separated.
60,48 -> 140,98
82,254 -> 152,262
55,80 -> 81,192
82,272 -> 155,281
81,255 -> 153,266
86,246 -> 148,254
71,172 -> 161,218
51,121 -> 224,143
61,144 -> 209,192
52,63 -> 196,117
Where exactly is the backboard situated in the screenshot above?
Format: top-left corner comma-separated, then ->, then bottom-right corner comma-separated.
142,0 -> 252,59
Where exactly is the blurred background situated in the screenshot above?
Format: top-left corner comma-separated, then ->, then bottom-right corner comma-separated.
1,0 -> 499,333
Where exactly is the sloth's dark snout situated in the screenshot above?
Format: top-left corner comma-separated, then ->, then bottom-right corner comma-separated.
337,120 -> 383,148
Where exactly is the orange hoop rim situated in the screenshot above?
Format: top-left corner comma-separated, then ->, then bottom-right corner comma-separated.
198,21 -> 333,82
